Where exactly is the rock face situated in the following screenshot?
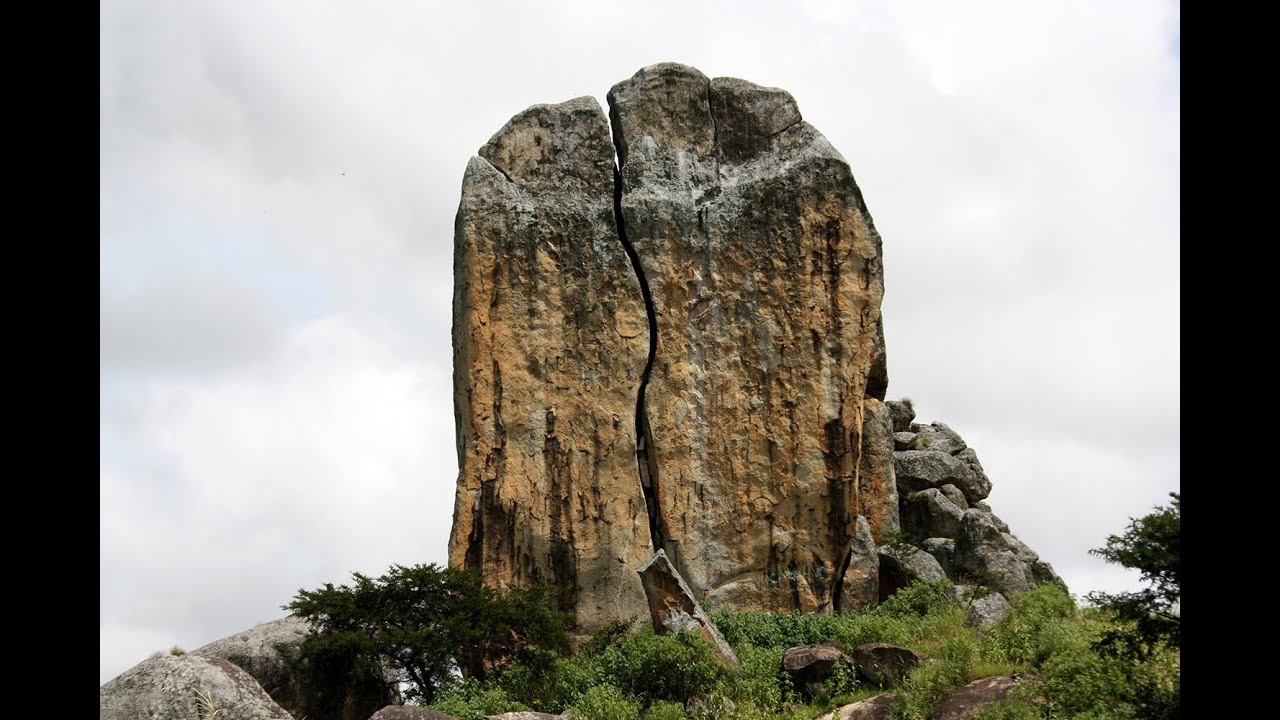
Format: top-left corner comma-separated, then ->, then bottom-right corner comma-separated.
191,615 -> 395,720
820,693 -> 897,720
448,63 -> 1064,634
953,509 -> 1064,595
100,653 -> 293,720
929,675 -> 1016,720
853,643 -> 928,687
610,63 -> 885,613
448,96 -> 653,633
782,643 -> 852,692
638,549 -> 741,671
449,61 -> 887,632
369,708 -> 456,720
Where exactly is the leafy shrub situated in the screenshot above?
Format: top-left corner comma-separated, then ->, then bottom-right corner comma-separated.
596,627 -> 732,704
872,578 -> 956,619
572,683 -> 641,720
734,644 -> 793,712
496,650 -> 593,713
428,678 -> 524,720
642,699 -> 687,719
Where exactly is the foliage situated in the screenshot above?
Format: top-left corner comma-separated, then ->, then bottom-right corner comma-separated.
872,578 -> 956,619
595,626 -> 733,704
1086,492 -> 1180,654
571,683 -> 642,720
285,563 -> 568,704
429,678 -> 524,720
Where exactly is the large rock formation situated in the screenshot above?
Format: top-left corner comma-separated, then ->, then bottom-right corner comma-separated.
448,96 -> 653,632
448,62 -> 1062,635
191,615 -> 396,720
100,652 -> 293,720
609,62 -> 885,614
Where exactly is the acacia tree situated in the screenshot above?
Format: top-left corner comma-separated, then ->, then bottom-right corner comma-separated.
1087,492 -> 1180,654
286,563 -> 568,704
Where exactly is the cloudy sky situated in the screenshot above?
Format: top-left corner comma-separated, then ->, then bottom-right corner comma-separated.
100,0 -> 1179,684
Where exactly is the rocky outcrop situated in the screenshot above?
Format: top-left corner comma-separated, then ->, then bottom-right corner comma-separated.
853,643 -> 928,687
369,708 -> 456,720
858,399 -> 900,541
448,96 -> 652,634
610,62 -> 885,614
929,675 -> 1017,719
191,615 -> 395,720
964,592 -> 1011,628
953,509 -> 1064,595
900,488 -> 964,539
782,643 -> 852,692
878,544 -> 946,601
100,653 -> 293,720
839,515 -> 880,611
449,62 -> 887,630
889,412 -> 1062,600
819,693 -> 897,720
638,549 -> 740,671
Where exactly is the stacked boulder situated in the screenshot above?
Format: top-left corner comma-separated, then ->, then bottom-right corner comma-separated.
879,400 -> 1063,603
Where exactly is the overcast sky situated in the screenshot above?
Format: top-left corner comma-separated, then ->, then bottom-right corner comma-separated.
100,0 -> 1179,684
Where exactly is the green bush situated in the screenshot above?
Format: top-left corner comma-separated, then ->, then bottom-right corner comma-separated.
872,578 -> 956,619
642,699 -> 687,720
597,627 -> 732,704
734,645 -> 793,712
496,651 -> 593,713
572,683 -> 642,720
428,678 -> 524,720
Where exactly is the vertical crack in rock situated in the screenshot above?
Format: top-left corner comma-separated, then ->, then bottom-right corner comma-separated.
614,164 -> 666,552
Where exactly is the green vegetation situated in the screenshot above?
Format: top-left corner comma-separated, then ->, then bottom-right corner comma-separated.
1087,492 -> 1180,656
417,577 -> 1178,719
284,563 -> 568,705
288,502 -> 1180,719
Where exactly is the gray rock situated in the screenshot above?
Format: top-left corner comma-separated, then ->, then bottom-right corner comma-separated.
370,707 -> 457,720
853,643 -> 928,687
782,643 -> 852,693
100,653 -> 293,720
967,502 -> 1008,532
964,593 -> 1010,628
886,400 -> 915,433
819,693 -> 897,720
893,432 -> 916,451
193,615 -> 397,720
878,544 -> 946,601
858,400 -> 901,543
938,484 -> 969,511
638,549 -> 740,671
840,516 -> 880,611
929,675 -> 1016,719
900,488 -> 964,539
920,538 -> 956,580
953,448 -> 992,502
894,451 -> 977,496
953,510 -> 1062,596
906,422 -> 967,455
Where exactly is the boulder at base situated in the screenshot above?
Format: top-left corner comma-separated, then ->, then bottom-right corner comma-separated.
100,653 -> 292,720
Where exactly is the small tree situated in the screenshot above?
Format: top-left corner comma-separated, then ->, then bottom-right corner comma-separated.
285,563 -> 568,704
1086,492 -> 1180,654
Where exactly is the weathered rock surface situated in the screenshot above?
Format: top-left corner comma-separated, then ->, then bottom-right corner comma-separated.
854,643 -> 928,687
885,400 -> 915,433
638,549 -> 741,670
953,510 -> 1063,595
900,488 -> 964,539
369,707 -> 456,720
839,515 -> 880,611
878,544 -> 946,601
448,95 -> 652,633
100,653 -> 293,720
907,423 -> 967,455
938,484 -> 968,511
610,62 -> 885,613
858,398 -> 900,541
894,451 -> 979,497
818,693 -> 897,720
192,615 -> 395,720
929,675 -> 1016,720
782,643 -> 851,692
920,537 -> 956,579
964,592 -> 1011,628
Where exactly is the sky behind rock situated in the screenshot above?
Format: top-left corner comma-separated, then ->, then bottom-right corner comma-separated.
100,0 -> 1180,684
